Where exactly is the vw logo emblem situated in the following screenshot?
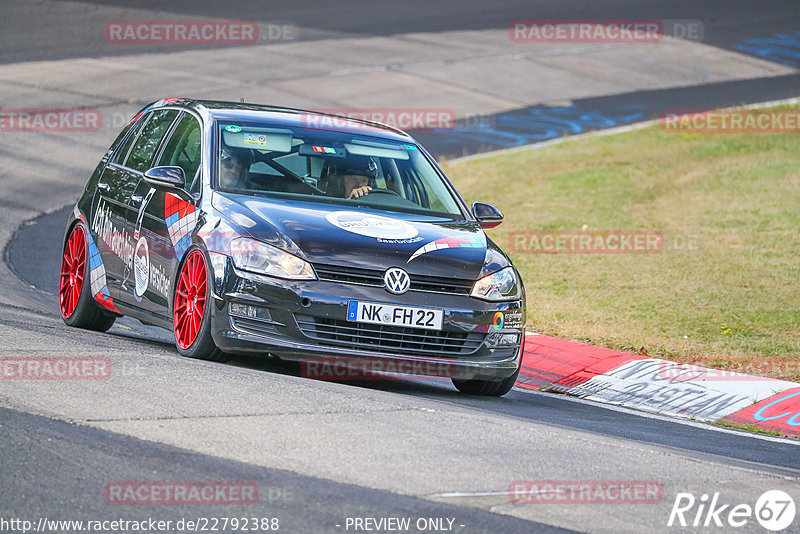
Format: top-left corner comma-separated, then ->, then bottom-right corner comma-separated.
384,267 -> 410,295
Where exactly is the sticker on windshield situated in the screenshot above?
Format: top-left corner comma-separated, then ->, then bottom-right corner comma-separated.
326,211 -> 419,240
225,125 -> 242,133
407,234 -> 485,262
243,133 -> 269,146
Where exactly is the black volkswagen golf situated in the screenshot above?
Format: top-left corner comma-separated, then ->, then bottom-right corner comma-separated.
59,98 -> 525,396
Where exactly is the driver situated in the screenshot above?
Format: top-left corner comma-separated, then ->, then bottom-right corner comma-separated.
341,170 -> 372,199
329,158 -> 379,199
219,147 -> 253,189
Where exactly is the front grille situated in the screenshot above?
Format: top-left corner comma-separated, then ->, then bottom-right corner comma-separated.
313,263 -> 474,295
295,315 -> 485,357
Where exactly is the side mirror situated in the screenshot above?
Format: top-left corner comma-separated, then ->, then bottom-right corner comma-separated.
144,166 -> 185,188
472,202 -> 504,229
143,166 -> 192,200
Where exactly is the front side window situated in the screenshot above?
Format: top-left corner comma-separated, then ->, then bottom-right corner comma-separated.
215,121 -> 463,218
158,112 -> 202,188
124,109 -> 179,172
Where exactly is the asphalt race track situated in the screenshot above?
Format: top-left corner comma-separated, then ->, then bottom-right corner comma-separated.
1,2 -> 799,533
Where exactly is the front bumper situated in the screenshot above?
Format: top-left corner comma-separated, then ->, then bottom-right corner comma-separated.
207,253 -> 525,381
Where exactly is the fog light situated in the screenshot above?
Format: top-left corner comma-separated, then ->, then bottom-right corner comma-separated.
229,302 -> 272,322
485,331 -> 521,347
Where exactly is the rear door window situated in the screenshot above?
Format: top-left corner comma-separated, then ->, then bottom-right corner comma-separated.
123,109 -> 179,172
113,117 -> 147,165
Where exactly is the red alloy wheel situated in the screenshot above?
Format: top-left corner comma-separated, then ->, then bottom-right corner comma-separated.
174,250 -> 207,349
59,225 -> 87,318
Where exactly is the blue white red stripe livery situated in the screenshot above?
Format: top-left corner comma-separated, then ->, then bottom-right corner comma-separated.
165,193 -> 197,259
407,234 -> 485,262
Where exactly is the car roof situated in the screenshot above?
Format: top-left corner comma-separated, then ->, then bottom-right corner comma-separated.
149,98 -> 415,143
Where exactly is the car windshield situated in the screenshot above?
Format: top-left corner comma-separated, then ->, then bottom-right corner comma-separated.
214,120 -> 463,217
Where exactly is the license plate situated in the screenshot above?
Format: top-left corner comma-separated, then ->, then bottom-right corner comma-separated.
347,300 -> 444,331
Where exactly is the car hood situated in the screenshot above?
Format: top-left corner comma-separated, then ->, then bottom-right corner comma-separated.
211,192 -> 489,280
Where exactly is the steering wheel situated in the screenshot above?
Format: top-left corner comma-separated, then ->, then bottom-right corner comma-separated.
365,189 -> 399,196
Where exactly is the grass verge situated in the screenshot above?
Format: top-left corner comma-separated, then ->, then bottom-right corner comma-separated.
715,421 -> 787,438
444,105 -> 800,382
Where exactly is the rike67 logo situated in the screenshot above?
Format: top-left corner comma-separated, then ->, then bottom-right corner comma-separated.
668,490 -> 796,531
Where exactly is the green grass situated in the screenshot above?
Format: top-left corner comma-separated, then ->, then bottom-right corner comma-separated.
715,421 -> 787,438
444,106 -> 800,381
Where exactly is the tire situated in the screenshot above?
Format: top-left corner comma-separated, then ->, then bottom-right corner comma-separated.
59,222 -> 116,332
173,247 -> 231,362
452,366 -> 520,397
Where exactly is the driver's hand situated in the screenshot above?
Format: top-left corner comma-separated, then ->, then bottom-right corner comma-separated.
348,185 -> 372,199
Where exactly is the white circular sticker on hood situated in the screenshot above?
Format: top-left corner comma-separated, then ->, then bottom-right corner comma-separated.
326,211 -> 419,240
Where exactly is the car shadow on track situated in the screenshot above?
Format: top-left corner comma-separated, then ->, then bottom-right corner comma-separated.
108,318 -> 469,398
48,314 -> 800,472
216,341 -> 800,473
227,351 -> 466,397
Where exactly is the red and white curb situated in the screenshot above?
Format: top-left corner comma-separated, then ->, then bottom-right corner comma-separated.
517,333 -> 800,438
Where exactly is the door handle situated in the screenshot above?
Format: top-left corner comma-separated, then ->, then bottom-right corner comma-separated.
97,182 -> 110,190
131,195 -> 144,203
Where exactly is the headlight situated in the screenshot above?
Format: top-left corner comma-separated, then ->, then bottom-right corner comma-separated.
470,267 -> 519,301
230,238 -> 316,280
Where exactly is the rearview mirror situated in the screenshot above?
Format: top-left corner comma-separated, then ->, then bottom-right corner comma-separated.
472,202 -> 504,229
143,166 -> 192,200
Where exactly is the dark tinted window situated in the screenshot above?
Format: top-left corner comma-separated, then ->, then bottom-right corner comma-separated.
124,109 -> 179,172
157,113 -> 202,188
113,117 -> 147,164
214,121 -> 462,216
